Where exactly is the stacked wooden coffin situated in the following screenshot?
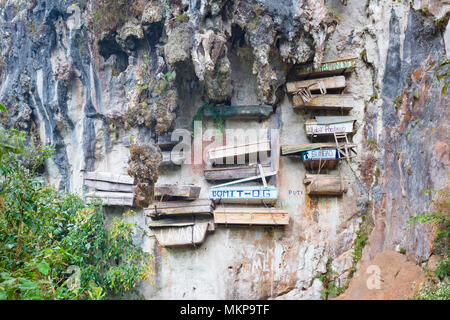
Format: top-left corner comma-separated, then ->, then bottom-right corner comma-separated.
157,132 -> 186,166
84,172 -> 136,206
284,57 -> 359,196
145,184 -> 215,247
203,110 -> 289,226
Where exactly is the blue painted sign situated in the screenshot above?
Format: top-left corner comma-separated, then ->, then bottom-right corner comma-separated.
301,148 -> 338,162
210,186 -> 278,201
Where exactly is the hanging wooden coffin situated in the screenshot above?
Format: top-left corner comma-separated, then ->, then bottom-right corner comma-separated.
303,174 -> 349,196
210,186 -> 278,205
295,57 -> 357,77
207,139 -> 271,163
85,191 -> 135,206
214,207 -> 289,225
145,199 -> 214,218
204,164 -> 271,181
203,105 -> 273,119
156,133 -> 183,149
301,148 -> 339,169
84,172 -> 135,206
286,76 -> 346,93
154,184 -> 201,199
292,94 -> 354,110
304,116 -> 356,137
148,219 -> 211,247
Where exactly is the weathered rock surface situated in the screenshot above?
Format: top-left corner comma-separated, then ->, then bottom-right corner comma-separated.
0,0 -> 448,300
334,250 -> 425,300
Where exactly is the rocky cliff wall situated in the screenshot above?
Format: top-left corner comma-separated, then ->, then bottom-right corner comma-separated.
0,0 -> 448,299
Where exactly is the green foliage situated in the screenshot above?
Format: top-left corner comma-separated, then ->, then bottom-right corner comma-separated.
154,72 -> 174,94
413,281 -> 450,300
366,138 -> 379,151
317,259 -> 348,299
191,104 -> 224,136
0,129 -> 153,299
408,187 -> 449,282
90,0 -> 143,35
352,214 -> 370,265
435,59 -> 450,96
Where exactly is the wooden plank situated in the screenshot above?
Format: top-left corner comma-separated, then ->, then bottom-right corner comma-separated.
208,140 -> 271,162
295,57 -> 357,76
204,164 -> 271,181
302,148 -> 339,170
84,179 -> 133,192
148,199 -> 213,209
203,105 -> 273,119
305,120 -> 354,136
212,170 -> 277,188
156,133 -> 182,148
84,172 -> 134,184
286,76 -> 346,93
282,143 -> 337,156
85,191 -> 134,206
214,207 -> 289,225
146,205 -> 213,218
210,186 -> 278,205
154,185 -> 201,199
304,174 -> 349,196
292,94 -> 354,109
151,222 -> 209,247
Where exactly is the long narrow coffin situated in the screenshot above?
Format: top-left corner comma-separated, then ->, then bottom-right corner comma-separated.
204,164 -> 271,181
292,94 -> 354,110
214,207 -> 289,225
207,139 -> 271,163
145,199 -> 214,218
203,105 -> 273,119
286,76 -> 346,93
148,219 -> 211,247
84,179 -> 134,192
85,191 -> 135,206
156,133 -> 182,149
84,172 -> 135,206
304,174 -> 349,196
84,172 -> 135,185
210,186 -> 278,205
304,116 -> 356,137
154,184 -> 201,199
302,148 -> 339,170
295,57 -> 357,77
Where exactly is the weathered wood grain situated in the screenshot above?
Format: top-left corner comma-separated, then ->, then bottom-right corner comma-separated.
85,191 -> 135,206
84,179 -> 134,192
84,172 -> 135,184
204,164 -> 271,181
295,57 -> 357,76
214,207 -> 289,225
286,76 -> 346,93
208,140 -> 271,162
154,185 -> 201,199
292,94 -> 354,109
203,105 -> 273,119
150,222 -> 209,247
303,174 -> 349,195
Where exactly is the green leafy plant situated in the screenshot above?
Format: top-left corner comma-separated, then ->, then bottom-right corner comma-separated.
435,59 -> 450,96
154,72 -> 174,94
408,187 -> 449,282
191,104 -> 224,136
0,128 -> 154,299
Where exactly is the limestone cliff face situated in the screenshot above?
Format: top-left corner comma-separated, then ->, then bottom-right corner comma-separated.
0,0 -> 448,299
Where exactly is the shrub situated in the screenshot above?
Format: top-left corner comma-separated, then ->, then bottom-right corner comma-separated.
0,127 -> 153,299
